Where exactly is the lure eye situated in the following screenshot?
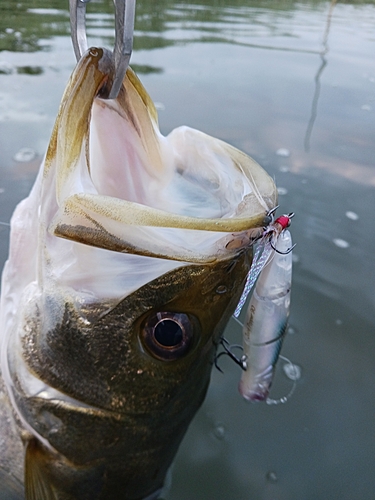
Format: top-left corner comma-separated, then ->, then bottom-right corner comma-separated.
141,312 -> 195,361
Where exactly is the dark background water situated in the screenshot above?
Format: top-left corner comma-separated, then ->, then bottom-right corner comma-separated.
1,1 -> 374,499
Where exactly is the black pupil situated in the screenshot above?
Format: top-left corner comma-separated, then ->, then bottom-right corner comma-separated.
154,320 -> 183,347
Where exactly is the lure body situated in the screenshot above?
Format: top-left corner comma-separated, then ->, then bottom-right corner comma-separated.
239,229 -> 293,402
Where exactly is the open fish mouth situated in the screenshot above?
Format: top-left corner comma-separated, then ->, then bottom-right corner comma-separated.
46,47 -> 276,271
0,46 -> 277,308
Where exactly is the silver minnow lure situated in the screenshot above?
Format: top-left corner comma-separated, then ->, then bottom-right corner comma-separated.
239,224 -> 293,402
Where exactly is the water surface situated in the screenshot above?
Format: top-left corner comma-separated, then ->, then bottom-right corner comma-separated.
1,1 -> 374,499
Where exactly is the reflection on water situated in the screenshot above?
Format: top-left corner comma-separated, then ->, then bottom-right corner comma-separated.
1,1 -> 375,499
304,0 -> 337,152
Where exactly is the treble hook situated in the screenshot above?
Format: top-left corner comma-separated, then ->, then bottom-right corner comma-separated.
69,0 -> 136,99
215,338 -> 247,373
269,212 -> 296,254
267,205 -> 280,219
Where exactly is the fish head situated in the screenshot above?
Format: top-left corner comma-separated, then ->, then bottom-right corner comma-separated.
1,48 -> 277,499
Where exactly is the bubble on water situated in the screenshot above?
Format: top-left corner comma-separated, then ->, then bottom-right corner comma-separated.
283,362 -> 301,381
292,253 -> 300,263
5,28 -> 14,34
335,319 -> 342,326
213,423 -> 226,440
154,102 -> 165,111
277,187 -> 288,196
266,355 -> 298,405
279,165 -> 289,172
361,104 -> 372,111
266,471 -> 278,483
13,147 -> 36,162
333,238 -> 349,249
345,211 -> 359,221
276,148 -> 290,157
287,326 -> 297,335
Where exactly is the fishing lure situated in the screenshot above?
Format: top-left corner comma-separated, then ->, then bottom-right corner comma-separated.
234,211 -> 294,318
235,212 -> 294,402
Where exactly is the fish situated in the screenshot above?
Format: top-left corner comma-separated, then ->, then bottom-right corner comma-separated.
0,47 -> 277,499
238,227 -> 293,402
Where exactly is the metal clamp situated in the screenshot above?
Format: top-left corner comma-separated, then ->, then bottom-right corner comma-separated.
69,0 -> 136,99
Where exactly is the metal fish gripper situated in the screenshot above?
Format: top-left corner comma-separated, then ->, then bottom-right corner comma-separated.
69,0 -> 136,99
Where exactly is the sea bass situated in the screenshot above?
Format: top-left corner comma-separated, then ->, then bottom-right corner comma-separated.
0,48 -> 276,499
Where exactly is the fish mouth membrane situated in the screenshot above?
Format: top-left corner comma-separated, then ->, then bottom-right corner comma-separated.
42,47 -> 276,265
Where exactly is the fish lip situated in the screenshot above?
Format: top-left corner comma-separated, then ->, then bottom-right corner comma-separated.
31,395 -> 125,420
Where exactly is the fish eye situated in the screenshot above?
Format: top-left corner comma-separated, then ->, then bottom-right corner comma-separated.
141,312 -> 194,361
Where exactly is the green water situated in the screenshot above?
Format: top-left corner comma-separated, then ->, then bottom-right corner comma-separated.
1,1 -> 375,498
